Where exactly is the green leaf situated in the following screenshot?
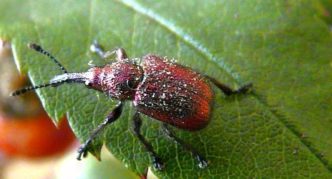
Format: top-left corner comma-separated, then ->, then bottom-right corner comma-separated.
56,148 -> 139,179
1,0 -> 332,178
318,0 -> 332,25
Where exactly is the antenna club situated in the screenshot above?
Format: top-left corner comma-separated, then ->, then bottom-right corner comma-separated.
26,42 -> 68,74
28,43 -> 42,51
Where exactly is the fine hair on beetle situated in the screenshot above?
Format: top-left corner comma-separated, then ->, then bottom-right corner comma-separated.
12,41 -> 252,170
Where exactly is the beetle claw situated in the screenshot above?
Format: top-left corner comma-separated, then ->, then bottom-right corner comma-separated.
77,145 -> 88,160
152,157 -> 164,170
197,155 -> 208,169
236,83 -> 253,94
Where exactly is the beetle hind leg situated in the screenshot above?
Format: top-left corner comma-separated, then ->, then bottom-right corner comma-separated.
132,112 -> 164,170
207,76 -> 252,96
162,124 -> 208,169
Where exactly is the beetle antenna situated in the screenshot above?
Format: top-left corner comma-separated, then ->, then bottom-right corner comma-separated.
28,43 -> 68,74
11,80 -> 66,96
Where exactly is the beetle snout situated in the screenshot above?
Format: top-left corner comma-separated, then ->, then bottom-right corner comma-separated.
50,72 -> 94,85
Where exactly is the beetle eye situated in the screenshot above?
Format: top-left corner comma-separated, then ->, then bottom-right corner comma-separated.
126,80 -> 135,89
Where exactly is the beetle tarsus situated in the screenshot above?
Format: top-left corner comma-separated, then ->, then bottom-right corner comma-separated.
152,156 -> 164,170
77,145 -> 88,160
162,124 -> 208,168
76,102 -> 123,161
207,76 -> 253,96
197,155 -> 208,169
77,139 -> 92,160
235,83 -> 253,94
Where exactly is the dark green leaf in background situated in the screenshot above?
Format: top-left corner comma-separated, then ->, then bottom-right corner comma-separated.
0,0 -> 331,178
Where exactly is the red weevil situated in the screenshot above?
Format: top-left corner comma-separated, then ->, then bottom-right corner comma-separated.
12,41 -> 252,170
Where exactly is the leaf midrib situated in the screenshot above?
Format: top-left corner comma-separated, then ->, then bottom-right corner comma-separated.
117,0 -> 332,172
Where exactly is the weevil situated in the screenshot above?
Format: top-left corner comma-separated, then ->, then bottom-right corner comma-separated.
12,41 -> 252,170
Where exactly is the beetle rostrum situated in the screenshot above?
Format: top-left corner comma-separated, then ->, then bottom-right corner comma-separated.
12,41 -> 252,170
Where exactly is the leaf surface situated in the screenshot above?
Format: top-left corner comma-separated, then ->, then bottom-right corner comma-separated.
0,0 -> 332,178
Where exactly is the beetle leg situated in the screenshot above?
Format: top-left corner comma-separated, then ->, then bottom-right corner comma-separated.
90,40 -> 105,58
162,124 -> 208,169
132,112 -> 164,170
206,76 -> 253,96
104,48 -> 128,61
77,102 -> 123,160
90,40 -> 128,60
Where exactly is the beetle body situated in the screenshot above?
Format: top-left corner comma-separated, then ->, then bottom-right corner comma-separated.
134,55 -> 213,130
13,43 -> 251,170
78,54 -> 213,130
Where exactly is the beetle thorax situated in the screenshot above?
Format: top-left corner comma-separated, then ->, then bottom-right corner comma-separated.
88,61 -> 143,100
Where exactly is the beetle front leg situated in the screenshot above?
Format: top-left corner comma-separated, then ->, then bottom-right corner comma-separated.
162,124 -> 208,169
77,102 -> 123,160
90,40 -> 128,61
132,112 -> 164,170
206,76 -> 252,96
